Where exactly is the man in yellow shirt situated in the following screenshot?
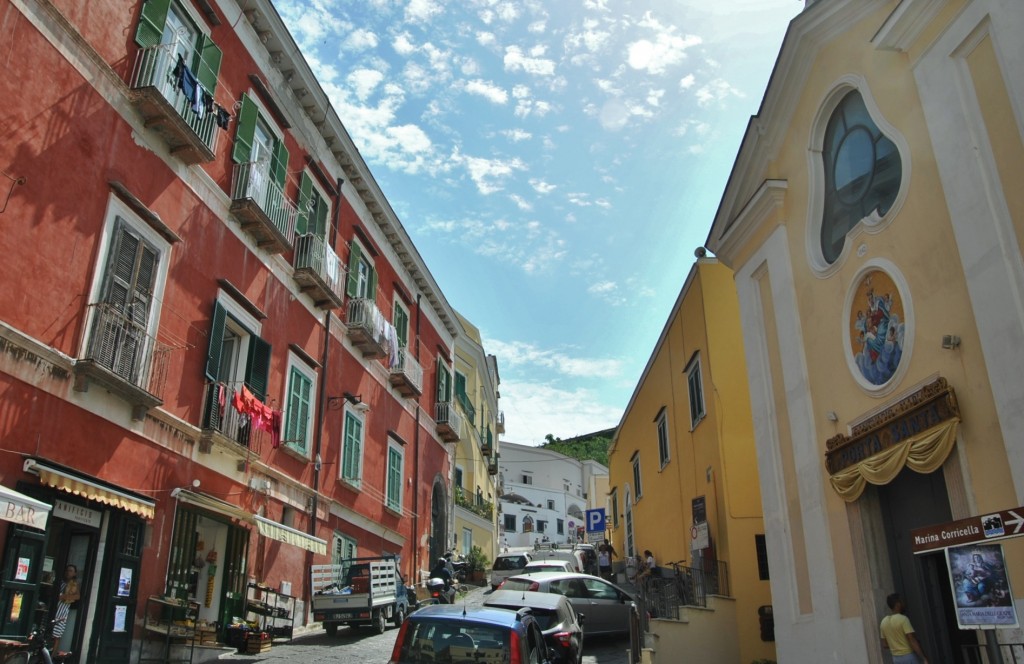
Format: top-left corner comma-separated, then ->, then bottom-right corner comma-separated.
880,593 -> 929,664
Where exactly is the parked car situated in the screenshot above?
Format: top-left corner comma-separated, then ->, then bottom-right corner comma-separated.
499,572 -> 636,636
523,560 -> 575,574
574,544 -> 599,576
387,604 -> 556,664
485,590 -> 585,664
531,545 -> 583,573
490,551 -> 533,590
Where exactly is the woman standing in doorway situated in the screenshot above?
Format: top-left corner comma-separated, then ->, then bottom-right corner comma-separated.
52,564 -> 79,648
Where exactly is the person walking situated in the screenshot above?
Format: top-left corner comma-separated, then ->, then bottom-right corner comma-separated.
597,541 -> 614,581
880,592 -> 928,664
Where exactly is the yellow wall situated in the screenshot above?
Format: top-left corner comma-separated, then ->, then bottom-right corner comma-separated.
609,260 -> 774,664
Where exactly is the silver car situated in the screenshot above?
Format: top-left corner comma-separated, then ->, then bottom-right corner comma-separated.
499,572 -> 635,636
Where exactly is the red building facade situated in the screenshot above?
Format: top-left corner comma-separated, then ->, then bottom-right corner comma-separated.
0,0 -> 465,661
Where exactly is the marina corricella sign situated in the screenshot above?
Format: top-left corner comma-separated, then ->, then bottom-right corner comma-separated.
910,507 -> 1024,554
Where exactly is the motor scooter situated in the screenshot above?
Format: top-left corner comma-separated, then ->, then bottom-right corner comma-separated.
425,577 -> 456,604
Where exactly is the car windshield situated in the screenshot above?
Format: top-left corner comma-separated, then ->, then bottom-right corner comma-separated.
526,607 -> 559,630
500,578 -> 535,591
396,619 -> 510,663
494,556 -> 526,570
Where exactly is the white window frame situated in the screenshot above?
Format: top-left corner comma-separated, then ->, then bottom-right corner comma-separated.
385,438 -> 404,514
332,532 -> 357,566
462,528 -> 473,557
631,453 -> 643,500
351,238 -> 374,299
656,408 -> 670,469
686,355 -> 706,429
214,290 -> 262,384
521,474 -> 533,486
393,297 -> 410,348
282,355 -> 316,457
303,170 -> 332,236
86,196 -> 172,351
340,406 -> 366,486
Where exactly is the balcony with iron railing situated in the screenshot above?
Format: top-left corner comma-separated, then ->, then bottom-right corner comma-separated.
488,455 -> 499,476
198,380 -> 267,454
293,234 -> 345,309
127,42 -> 218,163
230,162 -> 296,254
455,486 -> 494,521
496,410 -> 505,434
345,297 -> 390,359
481,426 -> 493,456
388,347 -> 423,397
73,303 -> 172,420
638,559 -> 730,622
435,401 -> 463,443
456,391 -> 476,426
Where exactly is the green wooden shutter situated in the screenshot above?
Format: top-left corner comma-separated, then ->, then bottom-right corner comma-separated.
436,359 -> 451,403
244,335 -> 272,401
345,242 -> 362,297
205,301 -> 227,381
342,413 -> 362,480
285,367 -> 312,454
296,172 -> 313,236
193,33 -> 222,93
455,372 -> 467,402
271,139 -> 289,189
134,0 -> 171,48
367,265 -> 378,301
313,190 -> 329,237
387,447 -> 402,510
394,306 -> 408,348
232,94 -> 257,164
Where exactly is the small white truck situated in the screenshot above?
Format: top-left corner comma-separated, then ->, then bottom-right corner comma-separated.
311,557 -> 411,635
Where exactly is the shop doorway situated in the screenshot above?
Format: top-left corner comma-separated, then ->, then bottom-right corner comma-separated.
878,466 -> 977,663
42,503 -> 100,661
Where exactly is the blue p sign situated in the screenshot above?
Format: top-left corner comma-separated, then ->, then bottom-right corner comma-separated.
586,508 -> 606,533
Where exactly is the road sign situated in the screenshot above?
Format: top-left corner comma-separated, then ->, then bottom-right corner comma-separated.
586,508 -> 606,533
690,522 -> 709,550
911,506 -> 1024,554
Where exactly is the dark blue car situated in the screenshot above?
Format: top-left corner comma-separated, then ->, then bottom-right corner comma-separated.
388,604 -> 556,664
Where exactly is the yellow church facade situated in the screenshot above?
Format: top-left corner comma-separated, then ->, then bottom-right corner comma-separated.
706,1 -> 1024,662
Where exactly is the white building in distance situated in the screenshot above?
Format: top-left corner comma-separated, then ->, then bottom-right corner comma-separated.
497,441 -> 609,548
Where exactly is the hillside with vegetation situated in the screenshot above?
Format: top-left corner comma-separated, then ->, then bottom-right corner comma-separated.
541,428 -> 615,467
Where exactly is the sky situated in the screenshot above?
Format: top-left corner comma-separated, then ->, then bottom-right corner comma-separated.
274,0 -> 802,446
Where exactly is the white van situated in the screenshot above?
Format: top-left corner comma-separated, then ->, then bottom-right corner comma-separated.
489,552 -> 533,590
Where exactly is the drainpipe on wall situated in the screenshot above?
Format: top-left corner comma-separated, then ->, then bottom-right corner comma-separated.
412,294 -> 422,581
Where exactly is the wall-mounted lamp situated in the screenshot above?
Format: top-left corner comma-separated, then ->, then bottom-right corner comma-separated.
328,392 -> 365,410
941,335 -> 961,350
826,411 -> 839,422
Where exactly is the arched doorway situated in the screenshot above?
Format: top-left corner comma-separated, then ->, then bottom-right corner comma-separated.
430,478 -> 447,564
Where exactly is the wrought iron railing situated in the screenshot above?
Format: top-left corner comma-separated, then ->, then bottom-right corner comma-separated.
456,391 -> 476,425
390,347 -> 423,391
435,401 -> 463,436
346,297 -> 390,345
231,162 -> 297,239
638,560 -> 730,621
128,42 -> 218,153
294,233 -> 344,301
455,487 -> 494,520
82,303 -> 170,397
200,380 -> 266,449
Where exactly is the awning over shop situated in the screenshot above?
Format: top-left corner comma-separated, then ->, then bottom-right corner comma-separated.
829,418 -> 959,502
24,459 -> 155,520
0,484 -> 51,530
254,515 -> 327,555
173,490 -> 327,555
171,488 -> 251,521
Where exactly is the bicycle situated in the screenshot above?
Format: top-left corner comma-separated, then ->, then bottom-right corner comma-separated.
1,618 -> 72,664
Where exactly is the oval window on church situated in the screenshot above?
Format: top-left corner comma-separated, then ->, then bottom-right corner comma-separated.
822,91 -> 902,263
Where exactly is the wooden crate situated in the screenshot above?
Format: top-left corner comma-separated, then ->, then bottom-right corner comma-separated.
246,636 -> 272,654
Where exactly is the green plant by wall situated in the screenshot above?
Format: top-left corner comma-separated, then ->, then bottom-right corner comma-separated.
466,545 -> 490,574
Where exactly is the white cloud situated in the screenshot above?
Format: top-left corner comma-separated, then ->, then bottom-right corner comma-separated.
348,68 -> 385,101
502,129 -> 533,142
504,45 -> 556,77
392,32 -> 416,56
462,154 -> 527,195
495,380 -> 623,445
465,79 -> 509,104
495,2 -> 520,22
477,31 -> 497,47
510,194 -> 533,211
530,179 -> 556,194
528,20 -> 546,34
647,89 -> 665,106
695,78 -> 745,106
406,0 -> 443,23
626,12 -> 702,75
680,73 -> 696,89
344,28 -> 379,51
484,339 -> 623,379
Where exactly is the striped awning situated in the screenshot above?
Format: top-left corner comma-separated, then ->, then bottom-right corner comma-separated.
0,484 -> 51,530
254,515 -> 327,555
24,459 -> 155,520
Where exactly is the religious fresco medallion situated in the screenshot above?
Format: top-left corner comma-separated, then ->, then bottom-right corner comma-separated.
849,269 -> 906,386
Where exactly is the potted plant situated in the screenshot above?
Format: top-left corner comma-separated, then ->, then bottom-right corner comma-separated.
466,546 -> 491,585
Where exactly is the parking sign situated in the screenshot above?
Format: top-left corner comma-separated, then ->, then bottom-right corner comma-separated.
586,508 -> 606,533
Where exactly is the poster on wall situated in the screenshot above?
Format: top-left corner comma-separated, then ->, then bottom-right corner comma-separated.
946,543 -> 1018,629
113,605 -> 127,632
118,568 -> 132,597
14,558 -> 29,581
